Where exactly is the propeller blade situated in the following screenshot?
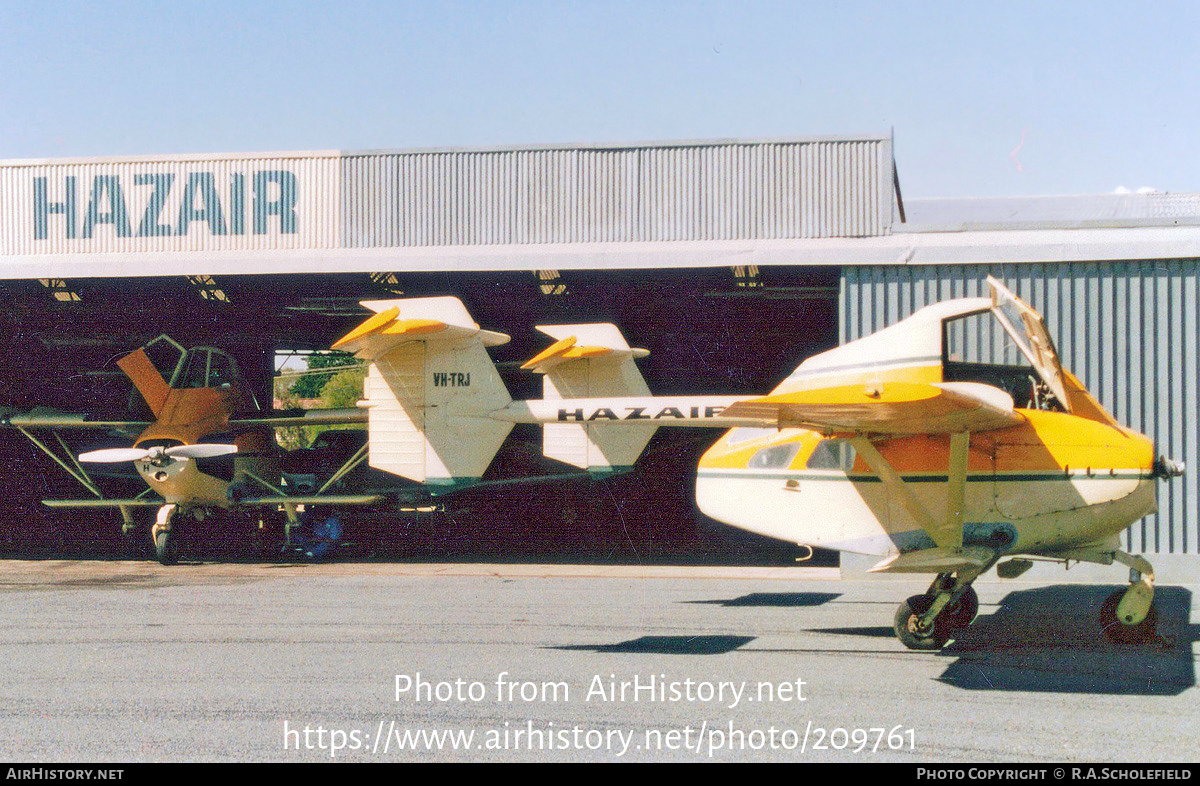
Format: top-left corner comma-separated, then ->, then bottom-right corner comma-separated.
165,444 -> 238,459
79,447 -> 151,463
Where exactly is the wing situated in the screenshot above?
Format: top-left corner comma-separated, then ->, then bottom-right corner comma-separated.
234,494 -> 384,506
230,408 -> 367,427
1,406 -> 367,430
0,407 -> 151,430
43,494 -> 385,512
719,381 -> 1022,435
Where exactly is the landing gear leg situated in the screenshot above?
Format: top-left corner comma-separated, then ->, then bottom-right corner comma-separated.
1100,552 -> 1159,644
151,504 -> 179,566
893,573 -> 980,650
119,507 -> 147,558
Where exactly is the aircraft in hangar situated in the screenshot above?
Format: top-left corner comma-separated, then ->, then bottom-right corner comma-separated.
0,334 -> 377,564
3,277 -> 1184,649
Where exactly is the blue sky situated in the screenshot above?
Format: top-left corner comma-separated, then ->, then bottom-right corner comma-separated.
2,1 -> 1197,198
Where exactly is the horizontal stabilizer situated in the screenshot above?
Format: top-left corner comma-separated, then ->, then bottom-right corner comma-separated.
333,297 -> 510,360
719,382 -> 1020,435
868,546 -> 996,574
522,324 -> 649,374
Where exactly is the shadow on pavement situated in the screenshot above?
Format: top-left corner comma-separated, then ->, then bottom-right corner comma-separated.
808,584 -> 1195,695
684,592 -> 842,608
933,584 -> 1195,695
549,635 -> 755,655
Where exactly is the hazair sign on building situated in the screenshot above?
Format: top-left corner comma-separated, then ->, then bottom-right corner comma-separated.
0,152 -> 343,255
0,138 -> 898,264
32,170 -> 298,240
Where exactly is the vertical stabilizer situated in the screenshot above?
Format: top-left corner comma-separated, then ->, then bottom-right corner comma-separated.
523,324 -> 655,471
334,297 -> 513,484
116,349 -> 172,416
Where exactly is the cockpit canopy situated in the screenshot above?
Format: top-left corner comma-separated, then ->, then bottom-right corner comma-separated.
139,334 -> 259,408
782,277 -> 1071,413
942,306 -> 1064,411
141,334 -> 243,389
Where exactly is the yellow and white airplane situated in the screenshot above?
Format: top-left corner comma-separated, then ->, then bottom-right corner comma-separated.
330,276 -> 1184,649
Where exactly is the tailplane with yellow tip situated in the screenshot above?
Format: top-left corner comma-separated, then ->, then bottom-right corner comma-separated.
333,297 -> 514,485
524,323 -> 655,472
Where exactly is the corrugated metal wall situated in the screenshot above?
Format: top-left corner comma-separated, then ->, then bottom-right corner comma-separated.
341,138 -> 894,247
841,262 -> 1199,555
1,137 -> 897,257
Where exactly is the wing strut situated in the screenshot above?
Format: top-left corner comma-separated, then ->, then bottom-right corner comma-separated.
851,431 -> 972,554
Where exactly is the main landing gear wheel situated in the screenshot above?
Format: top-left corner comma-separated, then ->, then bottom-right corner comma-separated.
1100,588 -> 1159,644
154,529 -> 178,566
894,595 -> 949,651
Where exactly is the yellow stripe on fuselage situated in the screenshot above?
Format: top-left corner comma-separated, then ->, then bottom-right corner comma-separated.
699,409 -> 1154,475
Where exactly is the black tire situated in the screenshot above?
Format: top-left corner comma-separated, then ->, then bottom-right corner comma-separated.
154,529 -> 178,566
940,586 -> 980,632
894,594 -> 948,650
1100,588 -> 1158,644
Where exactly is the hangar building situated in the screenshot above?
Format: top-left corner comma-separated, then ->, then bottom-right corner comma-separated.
0,134 -> 1195,560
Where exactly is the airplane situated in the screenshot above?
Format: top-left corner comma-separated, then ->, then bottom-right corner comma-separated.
326,276 -> 1183,649
1,334 -> 378,564
5,278 -> 1184,650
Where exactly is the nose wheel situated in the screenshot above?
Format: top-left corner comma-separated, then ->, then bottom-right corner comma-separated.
1101,552 -> 1160,645
150,504 -> 180,566
893,581 -> 979,650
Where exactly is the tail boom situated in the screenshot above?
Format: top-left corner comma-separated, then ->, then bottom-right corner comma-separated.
492,396 -> 750,427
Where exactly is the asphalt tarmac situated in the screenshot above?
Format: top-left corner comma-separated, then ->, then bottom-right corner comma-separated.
0,560 -> 1196,762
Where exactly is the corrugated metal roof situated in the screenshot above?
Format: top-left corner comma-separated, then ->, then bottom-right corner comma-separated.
341,138 -> 895,247
902,192 -> 1200,232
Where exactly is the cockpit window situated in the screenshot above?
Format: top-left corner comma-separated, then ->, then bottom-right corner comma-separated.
806,439 -> 857,471
179,351 -> 210,388
177,348 -> 242,389
747,443 -> 800,470
942,309 -> 1063,411
207,351 -> 237,388
944,309 -> 1030,368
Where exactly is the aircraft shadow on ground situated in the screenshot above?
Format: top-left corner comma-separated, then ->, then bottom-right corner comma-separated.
684,592 -> 842,608
936,585 -> 1195,695
547,593 -> 837,655
815,585 -> 1196,696
550,635 -> 756,655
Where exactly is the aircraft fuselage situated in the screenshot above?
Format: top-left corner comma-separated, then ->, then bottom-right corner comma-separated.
695,409 -> 1157,558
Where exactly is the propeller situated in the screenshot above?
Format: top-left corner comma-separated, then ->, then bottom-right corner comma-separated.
79,444 -> 238,464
